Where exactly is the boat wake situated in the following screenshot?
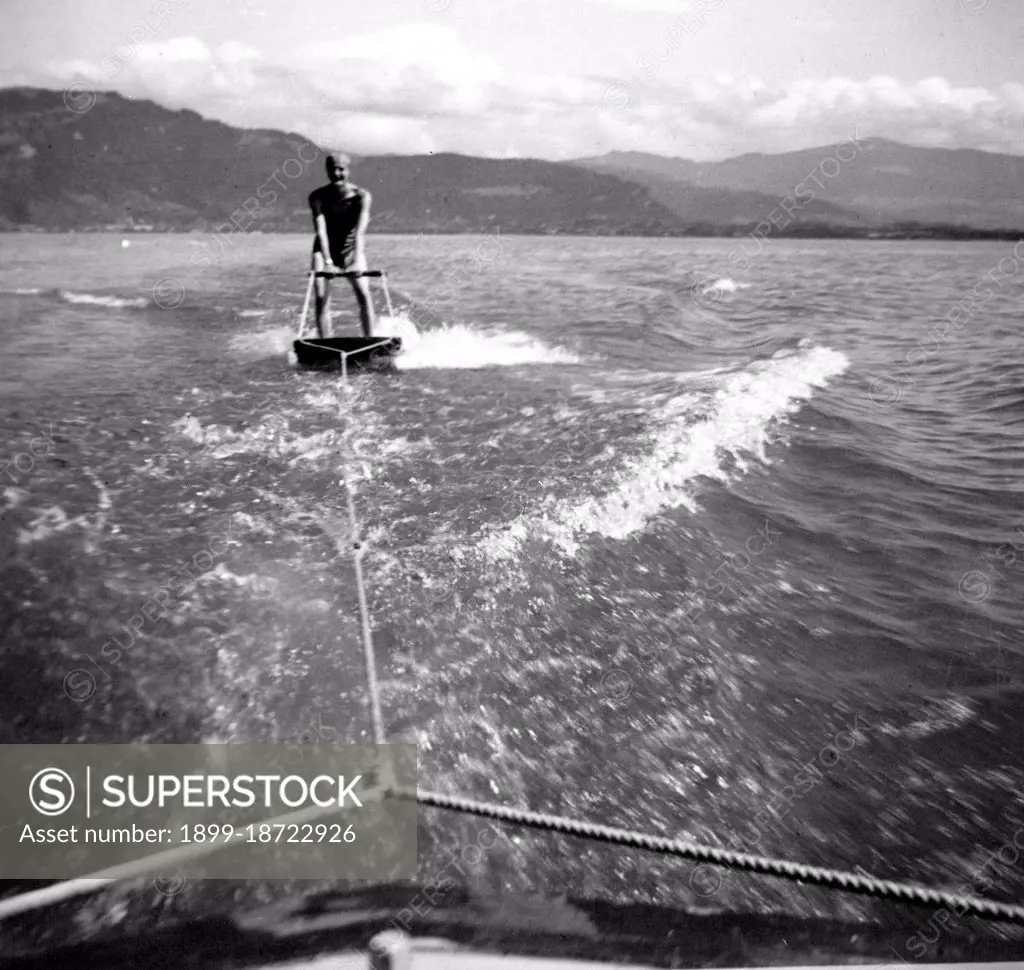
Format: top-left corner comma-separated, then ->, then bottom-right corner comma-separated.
478,343 -> 849,559
0,287 -> 150,308
58,290 -> 150,309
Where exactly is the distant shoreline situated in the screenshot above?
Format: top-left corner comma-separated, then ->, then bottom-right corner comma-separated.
2,226 -> 1023,241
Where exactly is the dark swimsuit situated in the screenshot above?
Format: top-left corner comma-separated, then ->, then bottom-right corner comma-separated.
309,185 -> 365,269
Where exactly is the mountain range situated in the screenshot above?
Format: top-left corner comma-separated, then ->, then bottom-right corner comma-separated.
1,87 -> 1022,237
573,141 -> 1024,230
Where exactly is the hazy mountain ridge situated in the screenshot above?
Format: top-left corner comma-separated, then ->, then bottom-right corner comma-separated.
0,88 -> 685,235
2,87 -> 1023,236
574,139 -> 1024,230
602,169 -> 866,229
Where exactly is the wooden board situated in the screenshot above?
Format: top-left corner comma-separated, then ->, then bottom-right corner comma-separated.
293,336 -> 402,370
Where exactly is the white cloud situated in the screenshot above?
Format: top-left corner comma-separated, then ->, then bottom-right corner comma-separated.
552,0 -> 704,10
743,73 -> 1021,154
304,25 -> 500,88
23,31 -> 1024,160
131,36 -> 210,64
216,41 -> 260,65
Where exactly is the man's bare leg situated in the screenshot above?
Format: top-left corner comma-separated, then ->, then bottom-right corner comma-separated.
311,251 -> 330,338
350,276 -> 375,337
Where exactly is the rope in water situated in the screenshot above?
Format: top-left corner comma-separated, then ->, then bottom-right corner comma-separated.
343,431 -> 386,746
296,269 -> 385,745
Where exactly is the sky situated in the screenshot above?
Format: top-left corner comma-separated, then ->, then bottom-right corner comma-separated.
2,0 -> 1023,160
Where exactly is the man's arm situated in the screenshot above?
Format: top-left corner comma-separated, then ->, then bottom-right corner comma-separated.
314,214 -> 335,267
309,191 -> 335,267
353,190 -> 372,269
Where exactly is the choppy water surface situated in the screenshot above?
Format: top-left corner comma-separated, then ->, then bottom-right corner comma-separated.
2,232 -> 1023,932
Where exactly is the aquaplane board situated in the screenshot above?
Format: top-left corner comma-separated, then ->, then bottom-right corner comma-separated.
293,336 -> 402,370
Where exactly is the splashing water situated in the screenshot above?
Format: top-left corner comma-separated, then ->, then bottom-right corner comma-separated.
222,309 -> 577,374
392,320 -> 580,371
702,278 -> 751,294
373,312 -> 424,345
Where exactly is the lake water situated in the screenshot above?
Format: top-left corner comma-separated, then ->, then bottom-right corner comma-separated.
1,232 -> 1023,931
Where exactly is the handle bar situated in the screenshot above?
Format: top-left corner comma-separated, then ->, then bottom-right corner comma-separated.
314,270 -> 386,279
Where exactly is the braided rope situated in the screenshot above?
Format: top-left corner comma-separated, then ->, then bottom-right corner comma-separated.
408,788 -> 1024,923
3,785 -> 1020,924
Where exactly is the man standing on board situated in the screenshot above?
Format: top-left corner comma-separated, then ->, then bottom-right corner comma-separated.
307,152 -> 375,338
